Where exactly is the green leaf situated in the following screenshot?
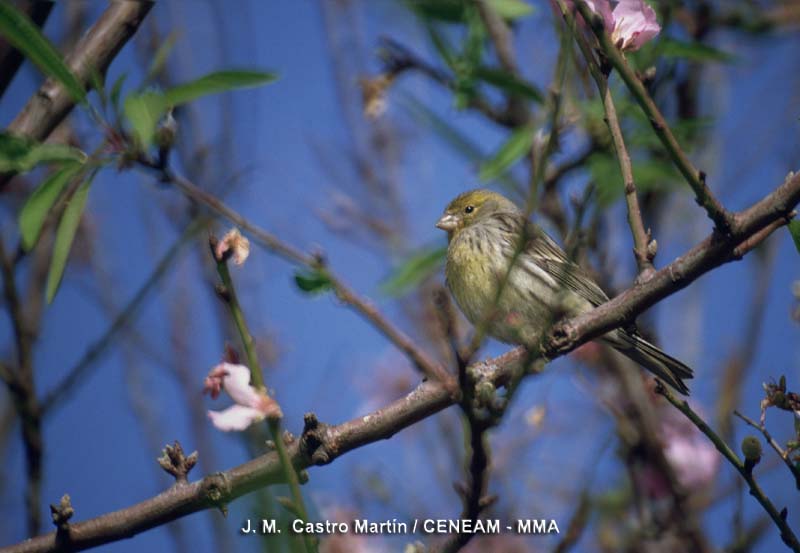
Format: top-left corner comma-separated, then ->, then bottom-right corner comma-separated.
788,220 -> 800,254
123,91 -> 167,147
424,21 -> 457,68
146,31 -> 179,82
381,246 -> 446,296
658,38 -> 735,63
487,0 -> 534,19
479,124 -> 534,182
88,66 -> 106,107
463,4 -> 485,67
589,152 -> 678,206
109,72 -> 128,112
294,269 -> 333,295
409,0 -> 532,22
46,172 -> 95,304
408,0 -> 468,22
0,1 -> 85,102
0,132 -> 86,173
18,162 -> 83,251
475,66 -> 543,103
162,70 -> 277,107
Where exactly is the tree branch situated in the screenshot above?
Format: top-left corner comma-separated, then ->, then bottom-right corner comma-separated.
544,171 -> 800,359
657,384 -> 800,552
138,161 -> 453,388
574,0 -> 733,232
0,237 -> 42,535
734,410 -> 800,490
1,1 -> 153,188
40,218 -> 207,415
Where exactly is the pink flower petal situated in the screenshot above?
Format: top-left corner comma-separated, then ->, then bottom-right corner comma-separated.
611,0 -> 660,51
215,228 -> 250,265
202,365 -> 227,399
208,405 -> 265,431
215,362 -> 264,408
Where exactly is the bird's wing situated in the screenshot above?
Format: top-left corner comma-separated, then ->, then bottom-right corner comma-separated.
524,221 -> 610,307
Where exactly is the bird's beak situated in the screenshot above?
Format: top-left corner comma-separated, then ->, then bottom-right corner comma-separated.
436,214 -> 458,231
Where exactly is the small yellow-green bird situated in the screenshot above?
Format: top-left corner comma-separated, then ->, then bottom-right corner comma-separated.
436,189 -> 693,394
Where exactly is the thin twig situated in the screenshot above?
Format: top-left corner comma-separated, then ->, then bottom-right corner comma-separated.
601,85 -> 654,276
557,1 -> 654,277
544,171 -> 800,358
734,410 -> 800,490
0,238 -> 42,535
574,0 -> 733,232
139,161 -> 452,387
657,383 -> 800,552
211,240 -> 316,553
41,218 -> 207,414
377,37 -> 523,128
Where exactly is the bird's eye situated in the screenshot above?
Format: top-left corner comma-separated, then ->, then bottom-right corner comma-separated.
464,205 -> 475,214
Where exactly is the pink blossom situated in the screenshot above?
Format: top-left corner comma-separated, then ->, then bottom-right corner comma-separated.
638,405 -> 720,497
555,0 -> 660,52
661,408 -> 720,489
203,363 -> 281,431
610,0 -> 660,52
214,228 -> 250,265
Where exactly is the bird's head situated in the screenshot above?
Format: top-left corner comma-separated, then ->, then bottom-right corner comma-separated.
436,189 -> 519,237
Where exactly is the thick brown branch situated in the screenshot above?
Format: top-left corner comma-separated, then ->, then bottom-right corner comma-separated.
544,171 -> 800,359
1,1 -> 153,188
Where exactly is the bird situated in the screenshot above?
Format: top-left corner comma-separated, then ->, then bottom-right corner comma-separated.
435,188 -> 693,394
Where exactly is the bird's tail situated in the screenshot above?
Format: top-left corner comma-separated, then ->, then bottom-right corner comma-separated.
608,331 -> 694,395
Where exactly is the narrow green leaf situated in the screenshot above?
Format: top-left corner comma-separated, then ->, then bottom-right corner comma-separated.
0,132 -> 86,173
475,66 -> 543,103
88,66 -> 106,107
146,31 -> 179,82
487,0 -> 534,19
109,72 -> 128,112
0,1 -> 85,102
123,91 -> 167,147
788,220 -> 800,254
658,38 -> 735,63
19,162 -> 83,251
294,269 -> 333,295
478,124 -> 534,182
381,246 -> 447,296
424,21 -> 457,68
46,173 -> 95,304
408,0 -> 467,22
462,4 -> 485,71
162,70 -> 277,107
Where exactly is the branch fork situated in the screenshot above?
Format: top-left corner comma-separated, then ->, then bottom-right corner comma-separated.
157,441 -> 198,485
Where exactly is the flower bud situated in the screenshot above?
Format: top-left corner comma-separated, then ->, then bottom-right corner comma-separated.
741,435 -> 762,473
475,380 -> 496,407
